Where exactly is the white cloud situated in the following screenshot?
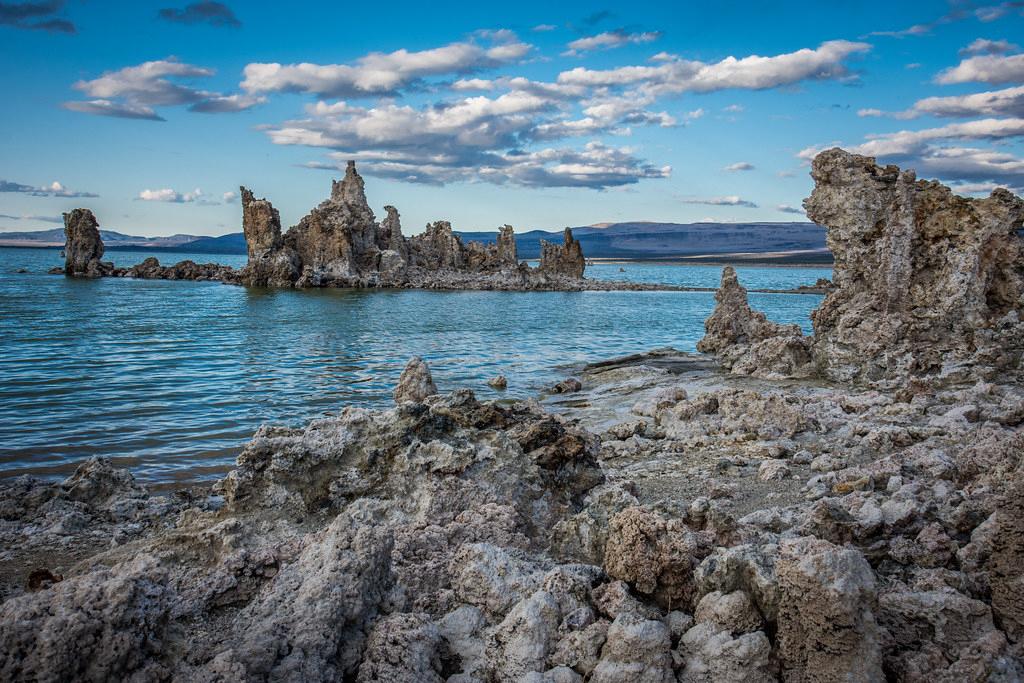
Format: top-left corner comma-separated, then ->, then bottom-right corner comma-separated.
63,99 -> 164,120
936,52 -> 1024,85
64,57 -> 262,120
859,86 -> 1024,119
557,41 -> 871,94
222,190 -> 237,203
241,34 -> 533,98
190,93 -> 267,113
563,30 -> 661,56
682,195 -> 758,208
0,213 -> 64,223
959,38 -> 1021,56
0,179 -> 98,197
776,204 -> 804,214
799,118 -> 1024,184
306,142 -> 671,189
451,78 -> 495,91
137,187 -> 208,203
723,104 -> 744,112
724,161 -> 754,171
532,24 -> 556,32
949,180 -> 1019,194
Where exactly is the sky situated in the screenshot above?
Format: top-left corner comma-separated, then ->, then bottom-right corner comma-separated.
1,0 -> 1023,237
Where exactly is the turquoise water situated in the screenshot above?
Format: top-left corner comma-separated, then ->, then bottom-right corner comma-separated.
0,247 -> 827,486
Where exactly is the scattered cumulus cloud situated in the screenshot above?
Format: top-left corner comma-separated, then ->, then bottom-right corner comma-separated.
0,0 -> 74,33
241,32 -> 534,98
863,85 -> 1024,119
222,190 -> 237,203
63,58 -> 263,120
157,2 -> 241,28
960,38 -> 1021,56
556,40 -> 871,94
532,23 -> 556,32
866,2 -> 1024,38
0,179 -> 97,197
799,117 -> 1024,185
724,162 -> 754,171
563,29 -> 661,56
682,196 -> 758,208
0,213 -> 63,223
936,52 -> 1024,85
137,187 -> 210,203
723,104 -> 744,112
776,204 -> 804,214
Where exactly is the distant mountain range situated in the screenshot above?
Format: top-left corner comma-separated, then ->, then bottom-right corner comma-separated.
0,221 -> 830,262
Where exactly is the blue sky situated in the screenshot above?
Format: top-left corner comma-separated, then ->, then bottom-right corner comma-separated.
1,0 -> 1022,237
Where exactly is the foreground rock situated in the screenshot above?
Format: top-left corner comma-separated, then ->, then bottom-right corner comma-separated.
3,348 -> 1023,681
700,147 -> 1024,389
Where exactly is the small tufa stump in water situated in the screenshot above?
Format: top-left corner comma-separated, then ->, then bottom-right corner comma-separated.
393,357 -> 438,404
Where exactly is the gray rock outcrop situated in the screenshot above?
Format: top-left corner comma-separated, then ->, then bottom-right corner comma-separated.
61,208 -> 111,277
236,162 -> 588,289
539,228 -> 586,279
699,147 -> 1024,388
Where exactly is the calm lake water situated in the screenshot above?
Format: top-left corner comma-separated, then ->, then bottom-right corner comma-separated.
0,247 -> 829,486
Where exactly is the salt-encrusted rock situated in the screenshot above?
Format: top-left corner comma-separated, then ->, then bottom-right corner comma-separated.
603,506 -> 712,610
239,187 -> 299,286
62,208 -> 111,277
775,537 -> 883,682
590,613 -> 675,683
539,228 -> 585,279
0,555 -> 172,682
805,147 -> 1024,386
393,356 -> 438,404
693,590 -> 764,634
697,266 -> 812,378
677,622 -> 775,683
487,590 -> 563,682
356,612 -> 453,683
988,476 -> 1024,642
488,375 -> 508,390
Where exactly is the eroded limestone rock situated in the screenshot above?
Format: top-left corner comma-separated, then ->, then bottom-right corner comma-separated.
539,228 -> 585,279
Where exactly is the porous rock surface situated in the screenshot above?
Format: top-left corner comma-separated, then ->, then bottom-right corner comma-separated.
699,147 -> 1024,388
234,161 -> 596,290
61,208 -> 112,277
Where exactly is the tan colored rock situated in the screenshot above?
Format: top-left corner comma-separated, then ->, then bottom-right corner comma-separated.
776,536 -> 883,682
602,506 -> 712,610
805,147 -> 1024,386
697,266 -> 812,378
539,228 -> 585,279
393,356 -> 438,404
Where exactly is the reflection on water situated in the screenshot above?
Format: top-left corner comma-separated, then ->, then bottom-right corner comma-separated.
0,247 -> 827,485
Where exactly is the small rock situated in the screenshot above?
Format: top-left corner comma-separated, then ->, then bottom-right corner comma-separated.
488,375 -> 508,390
393,356 -> 438,404
757,459 -> 790,482
550,378 -> 582,394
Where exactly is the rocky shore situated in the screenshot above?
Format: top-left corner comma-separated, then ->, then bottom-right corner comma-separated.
3,147 -> 1021,682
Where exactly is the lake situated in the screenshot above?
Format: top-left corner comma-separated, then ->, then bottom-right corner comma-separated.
0,247 -> 829,486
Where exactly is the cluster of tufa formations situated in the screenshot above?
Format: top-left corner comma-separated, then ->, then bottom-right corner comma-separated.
237,161 -> 588,289
3,148 -> 1022,682
53,161 -> 598,291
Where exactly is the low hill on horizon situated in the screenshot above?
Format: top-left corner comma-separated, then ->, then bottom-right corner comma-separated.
0,221 -> 829,262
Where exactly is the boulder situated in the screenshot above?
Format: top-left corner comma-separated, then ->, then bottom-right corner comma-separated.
393,357 -> 438,404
